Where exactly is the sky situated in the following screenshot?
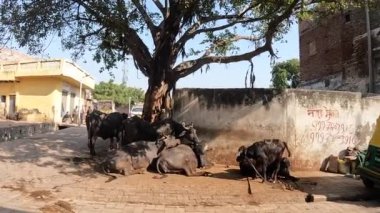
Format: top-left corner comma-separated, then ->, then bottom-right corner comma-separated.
9,23 -> 300,91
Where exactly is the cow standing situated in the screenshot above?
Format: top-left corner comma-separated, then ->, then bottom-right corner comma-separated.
121,116 -> 159,145
86,110 -> 128,156
236,139 -> 291,183
122,117 -> 201,148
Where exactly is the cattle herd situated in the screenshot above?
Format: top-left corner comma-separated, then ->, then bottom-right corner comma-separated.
85,110 -> 298,184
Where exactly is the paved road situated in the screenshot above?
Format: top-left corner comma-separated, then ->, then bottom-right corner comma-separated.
0,126 -> 379,212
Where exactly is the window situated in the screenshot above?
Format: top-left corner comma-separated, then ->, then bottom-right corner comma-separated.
345,12 -> 351,23
0,96 -> 5,103
309,40 -> 317,56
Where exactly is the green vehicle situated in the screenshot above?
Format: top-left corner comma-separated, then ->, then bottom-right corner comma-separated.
357,115 -> 380,188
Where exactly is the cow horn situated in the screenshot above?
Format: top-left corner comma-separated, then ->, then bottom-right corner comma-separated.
158,135 -> 167,141
181,121 -> 190,130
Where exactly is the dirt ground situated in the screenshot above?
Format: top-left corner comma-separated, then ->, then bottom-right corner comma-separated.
0,126 -> 377,212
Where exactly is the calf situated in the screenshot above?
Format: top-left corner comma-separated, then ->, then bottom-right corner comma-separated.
236,139 -> 291,183
86,110 -> 128,156
155,142 -> 208,177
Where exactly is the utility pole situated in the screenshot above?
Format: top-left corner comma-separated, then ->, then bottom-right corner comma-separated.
365,0 -> 374,93
128,97 -> 131,114
78,73 -> 90,126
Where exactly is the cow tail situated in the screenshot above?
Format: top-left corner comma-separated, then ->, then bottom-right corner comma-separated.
156,158 -> 163,175
102,164 -> 117,183
155,158 -> 167,179
283,141 -> 291,157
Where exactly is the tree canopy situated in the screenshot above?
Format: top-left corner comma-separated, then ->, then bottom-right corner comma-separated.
93,80 -> 144,106
0,0 -> 373,122
271,58 -> 300,90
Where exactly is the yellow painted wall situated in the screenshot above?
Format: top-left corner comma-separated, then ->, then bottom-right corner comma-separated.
0,82 -> 16,117
16,77 -> 62,122
1,59 -> 95,123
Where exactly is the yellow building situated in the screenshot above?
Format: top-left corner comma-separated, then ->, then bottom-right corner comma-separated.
0,49 -> 95,124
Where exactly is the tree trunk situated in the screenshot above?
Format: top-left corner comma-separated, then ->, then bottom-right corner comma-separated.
142,80 -> 173,123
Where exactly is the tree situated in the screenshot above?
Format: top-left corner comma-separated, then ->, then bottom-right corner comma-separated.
94,80 -> 144,107
271,58 -> 299,90
0,0 -> 372,122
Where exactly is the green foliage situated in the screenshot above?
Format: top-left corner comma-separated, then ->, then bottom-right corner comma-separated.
93,80 -> 144,107
271,59 -> 300,90
0,0 -> 375,84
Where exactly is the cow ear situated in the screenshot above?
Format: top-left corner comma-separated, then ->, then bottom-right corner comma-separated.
179,130 -> 186,137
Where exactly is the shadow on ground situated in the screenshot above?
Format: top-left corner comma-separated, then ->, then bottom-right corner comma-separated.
0,207 -> 31,213
205,165 -> 380,204
0,126 -> 109,179
0,125 -> 379,207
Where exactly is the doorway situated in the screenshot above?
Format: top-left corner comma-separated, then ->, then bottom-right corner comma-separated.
9,95 -> 16,116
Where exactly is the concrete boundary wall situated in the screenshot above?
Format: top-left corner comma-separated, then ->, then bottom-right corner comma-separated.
0,123 -> 56,142
173,88 -> 380,170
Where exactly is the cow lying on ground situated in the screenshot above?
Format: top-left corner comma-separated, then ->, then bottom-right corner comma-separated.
86,110 -> 128,156
236,139 -> 291,183
155,142 -> 209,177
102,136 -> 180,182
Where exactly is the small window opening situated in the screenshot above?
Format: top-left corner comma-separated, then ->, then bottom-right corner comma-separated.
345,14 -> 351,22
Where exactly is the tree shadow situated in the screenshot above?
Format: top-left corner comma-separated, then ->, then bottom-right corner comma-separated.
294,174 -> 380,202
208,168 -> 245,180
205,165 -> 380,205
0,125 -> 110,179
0,207 -> 31,213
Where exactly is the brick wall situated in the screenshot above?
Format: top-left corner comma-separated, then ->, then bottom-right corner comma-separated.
299,6 -> 380,91
300,13 -> 344,82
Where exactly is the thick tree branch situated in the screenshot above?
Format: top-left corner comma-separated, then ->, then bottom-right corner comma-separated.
173,0 -> 300,79
132,0 -> 158,37
72,0 -> 154,76
173,43 -> 270,79
203,35 -> 263,56
173,16 -> 265,61
152,0 -> 165,15
264,0 -> 299,56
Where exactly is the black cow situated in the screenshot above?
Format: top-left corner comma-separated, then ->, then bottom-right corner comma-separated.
153,119 -> 201,146
267,157 -> 299,182
121,116 -> 158,145
86,110 -> 128,156
121,117 -> 201,148
102,136 -> 181,182
155,142 -> 208,177
236,139 -> 291,183
238,155 -> 298,182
